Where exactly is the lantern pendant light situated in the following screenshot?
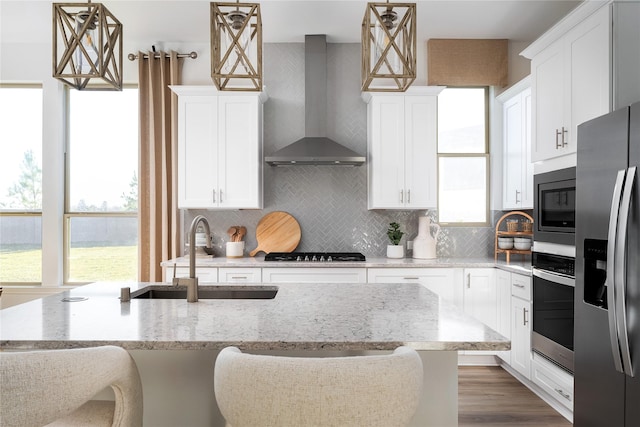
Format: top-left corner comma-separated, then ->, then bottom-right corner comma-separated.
211,1 -> 263,91
362,1 -> 416,92
53,1 -> 123,90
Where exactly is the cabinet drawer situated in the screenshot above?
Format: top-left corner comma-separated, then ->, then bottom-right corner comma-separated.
262,268 -> 367,283
218,268 -> 261,283
511,273 -> 531,301
164,266 -> 218,283
532,354 -> 574,410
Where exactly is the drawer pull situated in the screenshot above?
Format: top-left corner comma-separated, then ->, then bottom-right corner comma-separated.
513,283 -> 525,288
231,276 -> 248,280
554,388 -> 571,400
403,277 -> 420,280
523,308 -> 529,326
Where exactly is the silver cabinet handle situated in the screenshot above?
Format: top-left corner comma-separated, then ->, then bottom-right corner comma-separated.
607,169 -> 626,374
523,308 -> 529,326
466,273 -> 471,289
219,189 -> 223,203
400,190 -> 404,203
515,189 -> 521,204
555,129 -> 562,149
213,189 -> 217,203
231,276 -> 248,280
403,277 -> 420,280
554,388 -> 570,400
407,189 -> 411,204
513,283 -> 525,289
561,126 -> 568,147
616,166 -> 636,376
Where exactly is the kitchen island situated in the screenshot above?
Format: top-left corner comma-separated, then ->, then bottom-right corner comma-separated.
1,281 -> 509,426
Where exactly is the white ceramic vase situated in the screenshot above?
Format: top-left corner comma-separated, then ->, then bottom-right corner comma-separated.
387,244 -> 404,259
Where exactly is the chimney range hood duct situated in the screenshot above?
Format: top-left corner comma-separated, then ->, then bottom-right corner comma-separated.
265,35 -> 365,166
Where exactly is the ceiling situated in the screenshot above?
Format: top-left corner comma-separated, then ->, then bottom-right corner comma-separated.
2,0 -> 581,46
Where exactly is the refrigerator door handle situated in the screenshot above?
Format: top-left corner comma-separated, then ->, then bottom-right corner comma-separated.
607,169 -> 626,374
616,166 -> 636,377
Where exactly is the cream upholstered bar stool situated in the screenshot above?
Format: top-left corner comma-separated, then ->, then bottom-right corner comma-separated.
0,345 -> 143,427
214,346 -> 423,427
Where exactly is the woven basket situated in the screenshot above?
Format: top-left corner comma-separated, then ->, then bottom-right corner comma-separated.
506,221 -> 519,232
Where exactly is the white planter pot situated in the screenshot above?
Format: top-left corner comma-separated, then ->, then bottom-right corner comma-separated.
386,244 -> 404,259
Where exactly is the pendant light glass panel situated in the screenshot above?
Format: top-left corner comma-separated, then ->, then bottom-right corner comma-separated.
362,2 -> 416,92
53,2 -> 123,90
211,2 -> 262,91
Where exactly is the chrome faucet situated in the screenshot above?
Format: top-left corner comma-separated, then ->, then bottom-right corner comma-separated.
173,215 -> 211,302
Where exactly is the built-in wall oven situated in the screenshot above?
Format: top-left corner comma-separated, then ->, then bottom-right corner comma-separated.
532,250 -> 575,373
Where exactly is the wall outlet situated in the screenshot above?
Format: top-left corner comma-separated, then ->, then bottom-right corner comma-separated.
407,240 -> 413,250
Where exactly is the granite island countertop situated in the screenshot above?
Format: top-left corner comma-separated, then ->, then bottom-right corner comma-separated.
161,255 -> 532,276
0,281 -> 510,353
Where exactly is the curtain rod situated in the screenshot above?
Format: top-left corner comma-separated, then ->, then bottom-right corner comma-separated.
127,52 -> 198,61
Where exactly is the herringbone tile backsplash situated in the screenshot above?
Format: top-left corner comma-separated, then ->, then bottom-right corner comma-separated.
184,43 -> 504,259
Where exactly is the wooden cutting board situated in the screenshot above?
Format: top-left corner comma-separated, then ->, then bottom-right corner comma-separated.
249,211 -> 301,256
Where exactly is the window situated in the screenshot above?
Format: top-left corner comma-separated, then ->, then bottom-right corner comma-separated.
0,86 -> 43,284
437,87 -> 489,225
66,88 -> 138,283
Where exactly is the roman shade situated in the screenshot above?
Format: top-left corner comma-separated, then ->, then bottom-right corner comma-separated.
427,39 -> 508,87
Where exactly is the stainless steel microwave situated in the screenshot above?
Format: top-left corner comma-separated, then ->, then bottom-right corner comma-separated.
533,167 -> 576,246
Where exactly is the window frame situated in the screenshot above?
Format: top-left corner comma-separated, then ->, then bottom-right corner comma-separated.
63,85 -> 139,285
436,86 -> 491,227
0,84 -> 44,285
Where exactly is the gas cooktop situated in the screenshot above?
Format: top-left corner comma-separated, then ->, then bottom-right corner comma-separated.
264,252 -> 366,262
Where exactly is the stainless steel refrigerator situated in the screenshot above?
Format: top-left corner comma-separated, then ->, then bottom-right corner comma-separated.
575,101 -> 640,426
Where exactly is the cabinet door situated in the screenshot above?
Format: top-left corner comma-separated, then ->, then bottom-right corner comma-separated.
463,268 -> 497,330
520,89 -> 534,209
217,96 -> 262,209
367,96 -> 405,209
511,296 -> 532,379
177,96 -> 218,208
531,39 -> 565,162
502,94 -> 524,209
404,96 -> 437,208
566,6 -> 610,151
366,268 -> 460,306
496,269 -> 512,364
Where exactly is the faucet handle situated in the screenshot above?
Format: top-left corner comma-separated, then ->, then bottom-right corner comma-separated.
172,263 -> 180,286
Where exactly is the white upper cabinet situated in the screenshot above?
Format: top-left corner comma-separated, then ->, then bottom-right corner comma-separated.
524,5 -> 610,163
499,78 -> 533,210
363,87 -> 443,210
170,86 -> 267,209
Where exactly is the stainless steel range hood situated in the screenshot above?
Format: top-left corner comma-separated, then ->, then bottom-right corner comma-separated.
265,35 -> 365,166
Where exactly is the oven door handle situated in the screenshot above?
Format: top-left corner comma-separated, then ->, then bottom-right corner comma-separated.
616,166 -> 635,377
532,268 -> 575,287
607,169 -> 626,374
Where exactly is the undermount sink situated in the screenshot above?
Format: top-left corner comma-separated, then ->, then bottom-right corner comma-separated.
132,286 -> 278,300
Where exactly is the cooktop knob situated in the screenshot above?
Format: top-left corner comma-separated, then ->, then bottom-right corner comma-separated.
296,256 -> 302,261
304,255 -> 310,261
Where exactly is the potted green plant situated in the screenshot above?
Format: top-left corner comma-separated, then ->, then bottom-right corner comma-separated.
386,222 -> 405,258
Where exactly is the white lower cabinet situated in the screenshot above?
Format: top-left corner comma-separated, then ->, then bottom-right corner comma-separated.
510,273 -> 532,379
463,268 -> 497,330
218,268 -> 261,283
366,268 -> 462,306
261,268 -> 367,284
163,266 -> 218,284
532,353 -> 574,411
496,269 -> 512,364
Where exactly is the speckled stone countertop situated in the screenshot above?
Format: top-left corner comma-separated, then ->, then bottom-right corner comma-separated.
0,281 -> 509,352
161,256 -> 532,276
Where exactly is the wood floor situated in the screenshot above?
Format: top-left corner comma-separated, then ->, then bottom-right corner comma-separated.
459,366 -> 572,426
